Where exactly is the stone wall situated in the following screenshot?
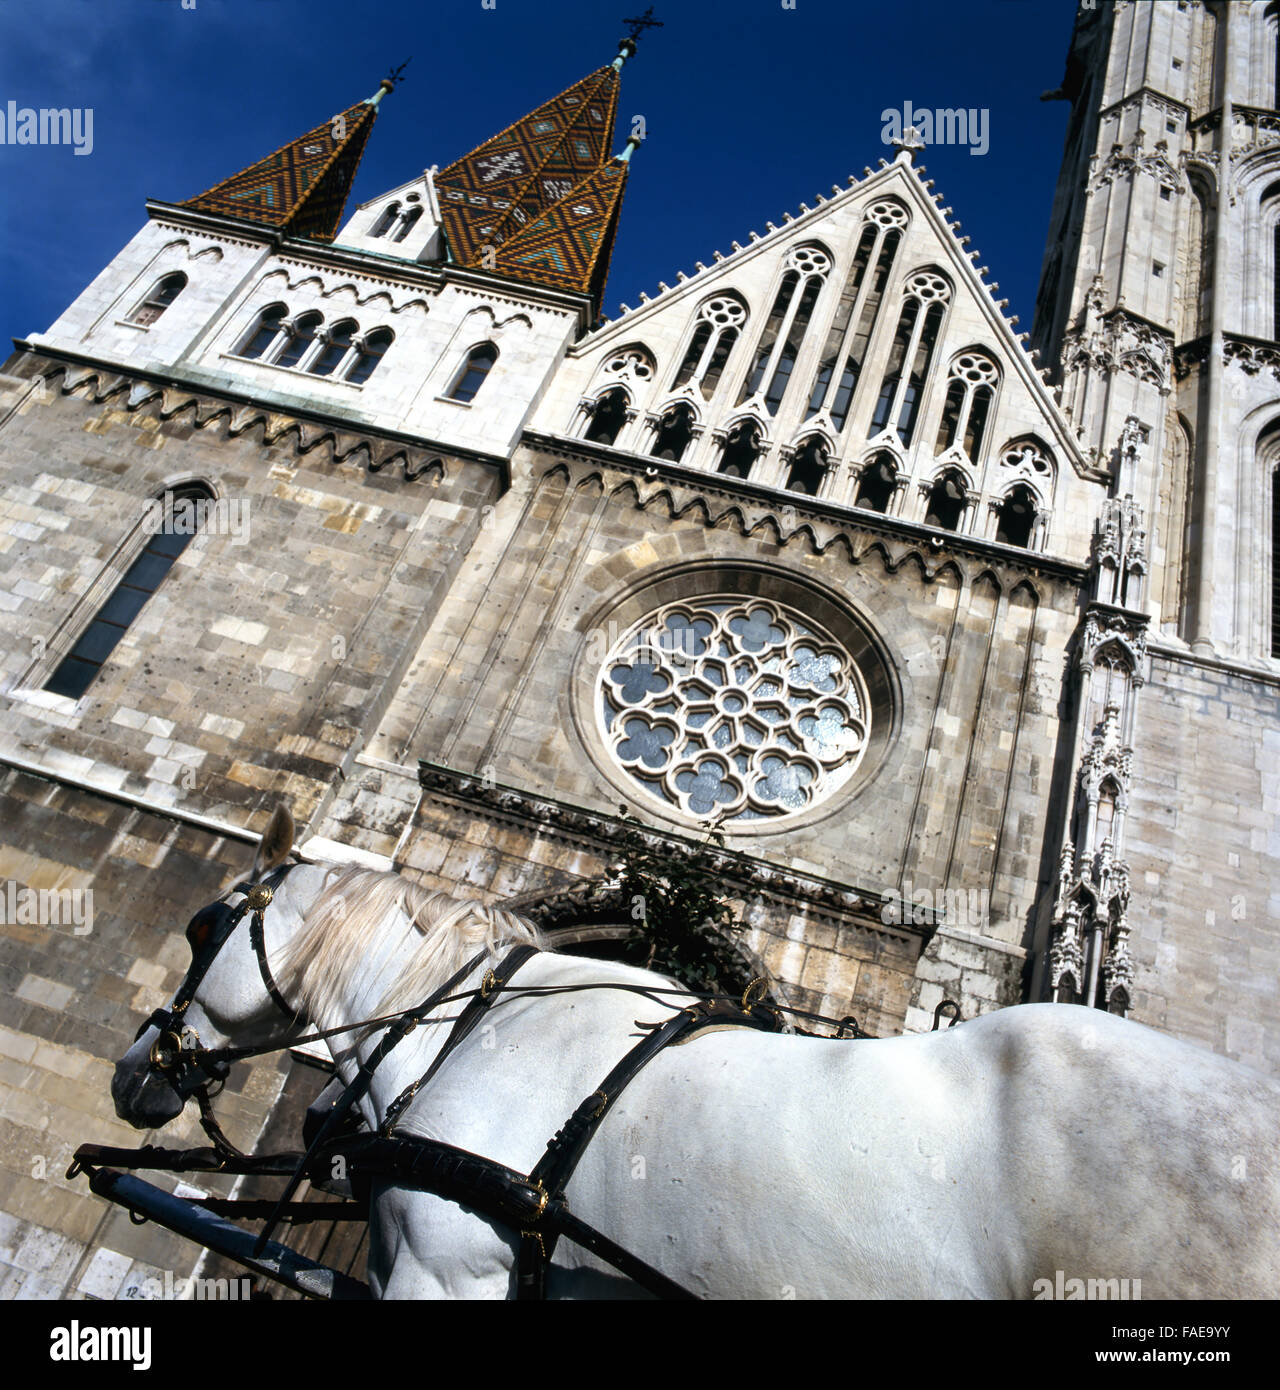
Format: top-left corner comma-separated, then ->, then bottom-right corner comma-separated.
0,768 -> 290,1299
1123,649 -> 1280,1073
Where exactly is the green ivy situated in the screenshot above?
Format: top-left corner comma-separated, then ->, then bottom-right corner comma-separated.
610,821 -> 753,997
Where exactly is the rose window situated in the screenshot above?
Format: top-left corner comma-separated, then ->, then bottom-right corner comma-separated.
599,598 -> 870,823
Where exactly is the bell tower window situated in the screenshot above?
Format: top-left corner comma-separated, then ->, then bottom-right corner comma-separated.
274,311 -> 323,369
129,272 -> 187,326
346,328 -> 393,385
308,319 -> 358,376
448,343 -> 498,402
237,303 -> 287,360
393,206 -> 424,243
371,202 -> 401,238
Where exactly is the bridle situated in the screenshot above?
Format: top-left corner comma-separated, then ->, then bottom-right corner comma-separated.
137,858 -> 304,1098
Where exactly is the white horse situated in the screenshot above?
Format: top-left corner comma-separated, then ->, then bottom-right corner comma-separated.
112,806 -> 1280,1299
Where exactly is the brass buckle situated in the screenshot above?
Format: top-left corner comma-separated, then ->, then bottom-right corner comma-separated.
480,969 -> 498,999
149,1028 -> 186,1071
741,977 -> 767,1010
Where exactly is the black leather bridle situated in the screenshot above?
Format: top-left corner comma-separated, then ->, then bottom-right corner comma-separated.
136,859 -> 303,1096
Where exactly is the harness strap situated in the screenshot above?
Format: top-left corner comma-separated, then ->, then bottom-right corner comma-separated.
321,1135 -> 696,1301
252,944 -> 496,1254
517,995 -> 784,1299
250,906 -> 298,1019
380,944 -> 539,1137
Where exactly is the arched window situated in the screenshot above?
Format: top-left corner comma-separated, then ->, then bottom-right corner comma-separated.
854,452 -> 897,514
923,471 -> 968,531
651,403 -> 696,462
871,271 -> 951,445
934,351 -> 999,460
393,206 -> 424,243
130,272 -> 187,326
1273,461 -> 1280,657
274,311 -> 323,370
807,201 -> 908,432
308,319 -> 358,377
448,343 -> 498,402
585,387 -> 629,446
345,328 -> 393,386
1269,2 -> 1280,108
236,303 -> 288,360
672,296 -> 746,399
785,437 -> 828,495
739,244 -> 831,414
371,202 -> 401,238
718,421 -> 762,479
1263,182 -> 1280,342
994,484 -> 1038,548
44,484 -> 215,701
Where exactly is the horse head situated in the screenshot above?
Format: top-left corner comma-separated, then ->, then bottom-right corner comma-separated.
111,803 -> 308,1129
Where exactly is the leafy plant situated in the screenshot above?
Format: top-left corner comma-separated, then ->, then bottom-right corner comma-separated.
610,821 -> 752,997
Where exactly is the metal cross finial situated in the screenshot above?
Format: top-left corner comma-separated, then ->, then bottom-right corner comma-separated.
622,7 -> 663,42
387,57 -> 413,86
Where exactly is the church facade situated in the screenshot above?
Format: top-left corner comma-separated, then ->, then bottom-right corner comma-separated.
0,0 -> 1276,1299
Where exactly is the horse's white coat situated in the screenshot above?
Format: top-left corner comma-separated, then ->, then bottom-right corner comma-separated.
114,855 -> 1280,1300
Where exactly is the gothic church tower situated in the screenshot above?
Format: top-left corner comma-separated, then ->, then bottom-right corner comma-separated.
1031,0 -> 1280,1069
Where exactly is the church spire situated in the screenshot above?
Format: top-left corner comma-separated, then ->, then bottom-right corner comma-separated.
181,80 -> 392,242
434,61 -> 623,269
435,24 -> 658,302
490,136 -> 641,303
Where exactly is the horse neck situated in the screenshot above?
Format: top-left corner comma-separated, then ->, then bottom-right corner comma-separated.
314,903 -> 522,1117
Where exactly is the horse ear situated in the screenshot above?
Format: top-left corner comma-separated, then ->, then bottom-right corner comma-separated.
252,804 -> 295,878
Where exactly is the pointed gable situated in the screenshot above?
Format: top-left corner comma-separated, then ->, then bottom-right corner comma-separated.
182,95 -> 381,242
491,156 -> 629,301
435,65 -> 620,266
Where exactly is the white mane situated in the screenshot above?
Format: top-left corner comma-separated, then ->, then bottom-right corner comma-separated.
277,864 -> 545,1024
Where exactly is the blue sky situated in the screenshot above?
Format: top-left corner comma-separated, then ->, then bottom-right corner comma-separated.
0,0 -> 1075,345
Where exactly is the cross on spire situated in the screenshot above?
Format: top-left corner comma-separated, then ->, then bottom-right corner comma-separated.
386,57 -> 412,87
622,7 -> 663,42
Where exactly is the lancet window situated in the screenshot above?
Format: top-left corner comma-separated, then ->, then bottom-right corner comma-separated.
806,201 -> 907,431
870,271 -> 951,445
672,297 -> 747,400
739,245 -> 831,415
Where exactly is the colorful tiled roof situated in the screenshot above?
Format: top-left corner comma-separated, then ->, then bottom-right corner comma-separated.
435,65 -> 621,269
182,91 -> 385,242
491,156 -> 630,302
